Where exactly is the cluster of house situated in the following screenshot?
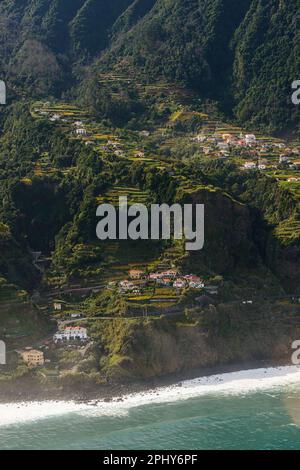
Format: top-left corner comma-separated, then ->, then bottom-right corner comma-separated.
53,327 -> 88,343
100,139 -> 126,157
117,269 -> 205,293
101,141 -> 146,160
35,109 -> 62,122
243,161 -> 267,171
18,327 -> 89,368
243,155 -> 300,172
34,105 -> 68,124
192,132 -> 258,153
192,131 -> 300,172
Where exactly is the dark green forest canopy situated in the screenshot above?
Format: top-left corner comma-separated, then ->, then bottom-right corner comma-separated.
0,0 -> 299,132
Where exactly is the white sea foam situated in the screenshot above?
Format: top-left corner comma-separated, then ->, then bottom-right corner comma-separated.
0,401 -> 88,427
1,365 -> 300,426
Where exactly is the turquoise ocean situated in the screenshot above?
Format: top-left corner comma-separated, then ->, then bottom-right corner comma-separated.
1,366 -> 300,450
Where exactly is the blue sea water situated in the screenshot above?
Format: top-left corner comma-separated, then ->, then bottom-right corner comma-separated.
1,367 -> 300,450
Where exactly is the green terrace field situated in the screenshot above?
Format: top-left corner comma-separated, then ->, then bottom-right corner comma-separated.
98,73 -> 196,107
97,240 -> 163,282
276,172 -> 300,198
32,102 -> 87,120
282,182 -> 300,200
0,278 -> 27,303
126,285 -> 183,310
275,213 -> 300,246
96,186 -> 150,206
30,96 -> 300,284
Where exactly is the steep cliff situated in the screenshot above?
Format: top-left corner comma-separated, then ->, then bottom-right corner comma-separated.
94,301 -> 300,382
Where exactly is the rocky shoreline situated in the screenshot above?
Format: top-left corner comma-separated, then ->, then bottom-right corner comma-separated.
0,359 -> 286,405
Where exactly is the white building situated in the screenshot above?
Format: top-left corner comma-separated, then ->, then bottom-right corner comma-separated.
76,128 -> 87,136
54,327 -> 88,342
50,114 -> 60,122
189,281 -> 205,289
114,150 -> 124,157
244,162 -> 257,170
119,280 -> 135,291
279,155 -> 290,163
193,134 -> 206,143
245,134 -> 256,144
140,130 -> 150,137
173,279 -> 186,289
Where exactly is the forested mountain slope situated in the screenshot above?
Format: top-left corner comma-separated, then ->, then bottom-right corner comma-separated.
0,0 -> 299,130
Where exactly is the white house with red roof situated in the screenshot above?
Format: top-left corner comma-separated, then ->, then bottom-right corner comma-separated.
149,273 -> 162,281
184,274 -> 201,282
119,280 -> 135,291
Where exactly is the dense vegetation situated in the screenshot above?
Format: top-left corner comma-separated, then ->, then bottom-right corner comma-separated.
0,100 -> 299,293
0,0 -> 299,132
0,0 -> 299,388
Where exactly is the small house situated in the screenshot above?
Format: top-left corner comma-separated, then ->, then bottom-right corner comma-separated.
244,162 -> 257,170
50,114 -> 60,122
129,270 -> 144,280
140,130 -> 150,137
119,280 -> 135,291
70,313 -> 82,319
189,281 -> 205,289
22,349 -> 44,367
245,134 -> 256,145
149,273 -> 162,281
173,279 -> 186,289
184,274 -> 201,283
